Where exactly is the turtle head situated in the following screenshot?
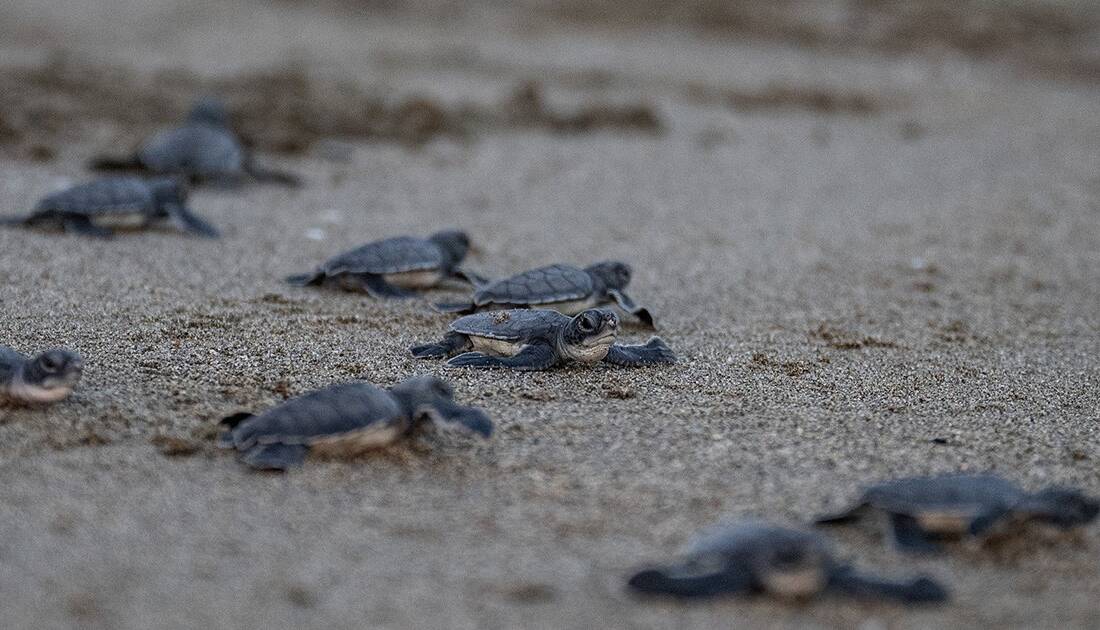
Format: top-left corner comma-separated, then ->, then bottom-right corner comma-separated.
560,308 -> 619,363
149,178 -> 188,207
585,260 -> 632,292
429,230 -> 472,266
389,375 -> 492,438
1019,487 -> 1100,528
187,97 -> 231,127
16,349 -> 83,403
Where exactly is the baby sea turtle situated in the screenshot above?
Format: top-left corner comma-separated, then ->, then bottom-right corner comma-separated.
217,376 -> 492,471
0,346 -> 83,404
628,521 -> 948,603
90,97 -> 300,187
0,177 -> 218,238
436,262 -> 655,328
410,308 -> 675,370
815,474 -> 1100,553
286,230 -> 483,298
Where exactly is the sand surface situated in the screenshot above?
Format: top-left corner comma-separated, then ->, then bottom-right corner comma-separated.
1,1 -> 1099,628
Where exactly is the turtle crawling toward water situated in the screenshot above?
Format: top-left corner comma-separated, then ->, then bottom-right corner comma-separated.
628,521 -> 948,603
0,346 -> 83,404
90,97 -> 300,187
286,230 -> 483,298
0,177 -> 218,238
410,308 -> 675,370
815,474 -> 1100,553
436,262 -> 656,328
217,376 -> 492,471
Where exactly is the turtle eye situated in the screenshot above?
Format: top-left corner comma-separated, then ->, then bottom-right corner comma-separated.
578,315 -> 595,332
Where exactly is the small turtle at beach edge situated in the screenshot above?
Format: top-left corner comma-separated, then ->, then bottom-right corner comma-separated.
89,97 -> 300,187
436,261 -> 656,328
217,376 -> 492,471
0,177 -> 218,238
628,521 -> 948,604
815,473 -> 1100,553
1,346 -> 83,404
410,308 -> 674,370
286,230 -> 484,298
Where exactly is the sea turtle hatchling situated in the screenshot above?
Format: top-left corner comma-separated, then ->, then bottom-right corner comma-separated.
628,521 -> 948,603
90,97 -> 300,187
436,262 -> 656,328
410,308 -> 675,370
217,376 -> 493,471
0,177 -> 218,238
0,346 -> 83,404
286,230 -> 483,298
815,474 -> 1100,553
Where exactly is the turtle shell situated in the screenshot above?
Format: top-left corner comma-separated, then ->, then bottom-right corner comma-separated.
138,124 -> 245,177
686,522 -> 830,596
224,382 -> 406,450
863,474 -> 1025,519
449,309 -> 570,341
320,237 -> 449,276
34,178 -> 157,215
472,264 -> 594,306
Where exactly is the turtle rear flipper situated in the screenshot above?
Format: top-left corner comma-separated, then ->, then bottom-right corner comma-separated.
241,443 -> 308,471
410,332 -> 470,359
88,153 -> 145,172
628,566 -> 753,599
0,215 -> 30,228
827,566 -> 948,604
449,268 -> 489,287
603,337 -> 675,367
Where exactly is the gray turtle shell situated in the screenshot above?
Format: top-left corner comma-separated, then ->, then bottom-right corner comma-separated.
321,237 -> 450,276
862,474 -> 1025,517
224,382 -> 404,449
687,522 -> 828,566
472,264 -> 594,305
34,178 -> 161,216
138,123 -> 245,177
449,309 -> 571,341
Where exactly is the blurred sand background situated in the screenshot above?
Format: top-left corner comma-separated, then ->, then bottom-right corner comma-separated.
1,1 -> 1099,628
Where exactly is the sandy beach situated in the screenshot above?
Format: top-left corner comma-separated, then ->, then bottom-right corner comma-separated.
1,1 -> 1099,628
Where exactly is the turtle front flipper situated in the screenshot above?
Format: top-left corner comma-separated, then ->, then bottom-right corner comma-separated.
240,443 -> 309,471
0,215 -> 31,228
890,514 -> 943,553
607,289 -> 656,329
360,275 -> 416,299
449,268 -> 489,287
827,565 -> 948,604
447,343 -> 557,371
416,398 -> 493,438
603,337 -> 676,367
244,161 -> 303,188
410,332 -> 472,359
286,270 -> 326,287
166,203 -> 220,238
628,565 -> 753,599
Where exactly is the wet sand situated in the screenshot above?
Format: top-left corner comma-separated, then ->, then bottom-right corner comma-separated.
1,1 -> 1099,628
